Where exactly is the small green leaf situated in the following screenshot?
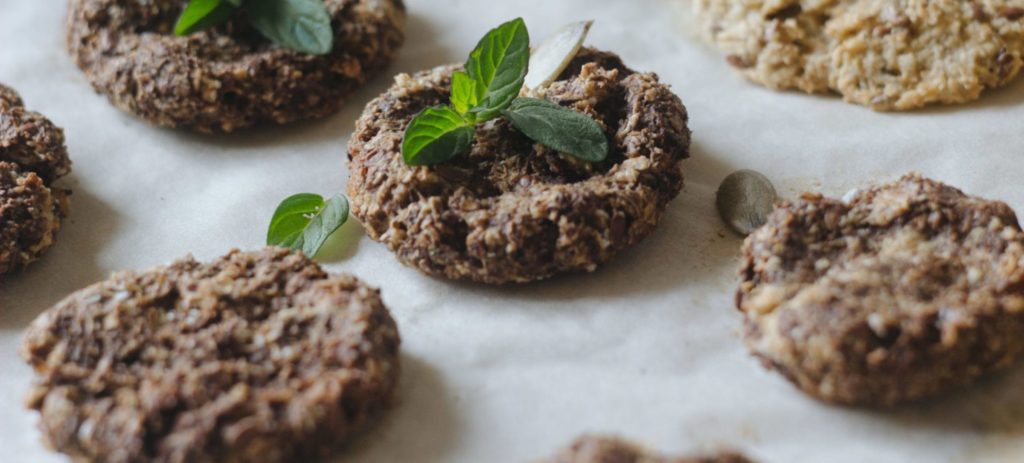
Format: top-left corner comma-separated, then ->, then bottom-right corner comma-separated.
402,106 -> 474,166
267,193 -> 323,246
464,17 -> 530,121
502,97 -> 609,162
247,0 -> 334,55
267,193 -> 349,258
175,0 -> 237,36
450,71 -> 479,116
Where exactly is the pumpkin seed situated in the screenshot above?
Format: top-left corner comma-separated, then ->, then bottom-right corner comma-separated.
716,169 -> 779,236
524,20 -> 593,90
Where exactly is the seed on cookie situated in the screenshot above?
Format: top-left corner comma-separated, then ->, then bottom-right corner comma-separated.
349,43 -> 691,283
66,0 -> 407,133
22,248 -> 401,463
693,1 -> 1024,110
738,173 -> 1024,406
0,84 -> 71,277
542,435 -> 755,463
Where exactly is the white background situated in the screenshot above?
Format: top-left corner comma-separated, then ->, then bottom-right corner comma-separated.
2,0 -> 1023,462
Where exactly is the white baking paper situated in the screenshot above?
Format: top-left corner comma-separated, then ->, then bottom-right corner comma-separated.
1,1 -> 1023,461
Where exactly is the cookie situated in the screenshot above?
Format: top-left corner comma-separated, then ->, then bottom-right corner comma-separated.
738,174 -> 1024,406
542,435 -> 754,463
22,248 -> 401,463
693,0 -> 1024,110
0,83 -> 24,107
348,49 -> 691,284
66,0 -> 407,133
0,85 -> 71,277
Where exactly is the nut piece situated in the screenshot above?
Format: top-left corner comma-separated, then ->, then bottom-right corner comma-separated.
738,173 -> 1024,406
525,20 -> 594,90
22,248 -> 401,463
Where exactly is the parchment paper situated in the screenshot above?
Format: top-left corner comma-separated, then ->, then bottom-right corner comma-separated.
2,1 -> 1023,462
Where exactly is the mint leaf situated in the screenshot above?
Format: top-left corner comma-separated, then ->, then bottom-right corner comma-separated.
403,106 -> 474,166
175,0 -> 238,36
267,193 -> 349,258
247,0 -> 334,55
465,17 -> 530,121
502,98 -> 609,162
450,71 -> 479,116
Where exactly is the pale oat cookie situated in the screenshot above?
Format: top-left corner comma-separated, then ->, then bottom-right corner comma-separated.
693,0 -> 1024,110
348,49 -> 691,284
738,174 -> 1024,406
22,248 -> 401,463
542,435 -> 754,463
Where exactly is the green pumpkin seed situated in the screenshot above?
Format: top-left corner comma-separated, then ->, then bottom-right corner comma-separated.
716,169 -> 779,236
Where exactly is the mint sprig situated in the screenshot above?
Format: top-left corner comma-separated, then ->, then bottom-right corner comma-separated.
464,18 -> 530,121
402,19 -> 609,166
174,0 -> 334,55
502,98 -> 608,163
267,193 -> 349,258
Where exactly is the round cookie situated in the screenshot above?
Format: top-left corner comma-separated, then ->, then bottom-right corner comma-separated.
22,248 -> 401,463
693,0 -> 1024,110
0,84 -> 71,277
348,49 -> 691,284
0,163 -> 68,276
738,174 -> 1024,406
66,0 -> 407,133
543,435 -> 754,463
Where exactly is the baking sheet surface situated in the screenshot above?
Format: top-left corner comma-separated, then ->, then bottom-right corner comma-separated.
1,1 -> 1023,461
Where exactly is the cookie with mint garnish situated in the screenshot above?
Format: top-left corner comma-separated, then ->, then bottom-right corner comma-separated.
0,84 -> 71,277
348,19 -> 691,284
739,174 -> 1024,406
22,248 -> 401,462
66,0 -> 406,133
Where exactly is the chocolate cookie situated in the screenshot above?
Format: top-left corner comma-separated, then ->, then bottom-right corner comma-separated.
348,49 -> 691,284
0,84 -> 71,277
738,174 -> 1024,406
22,248 -> 401,463
693,0 -> 1024,110
66,0 -> 406,133
543,435 -> 754,463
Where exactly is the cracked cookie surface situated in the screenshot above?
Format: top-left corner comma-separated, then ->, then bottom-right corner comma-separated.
694,0 -> 1024,110
22,248 -> 401,463
738,174 -> 1024,405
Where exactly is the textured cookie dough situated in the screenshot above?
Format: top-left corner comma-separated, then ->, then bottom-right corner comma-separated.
348,49 -> 691,284
693,0 -> 1024,110
0,84 -> 70,277
542,435 -> 754,463
22,248 -> 401,463
66,0 -> 407,133
738,174 -> 1024,406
